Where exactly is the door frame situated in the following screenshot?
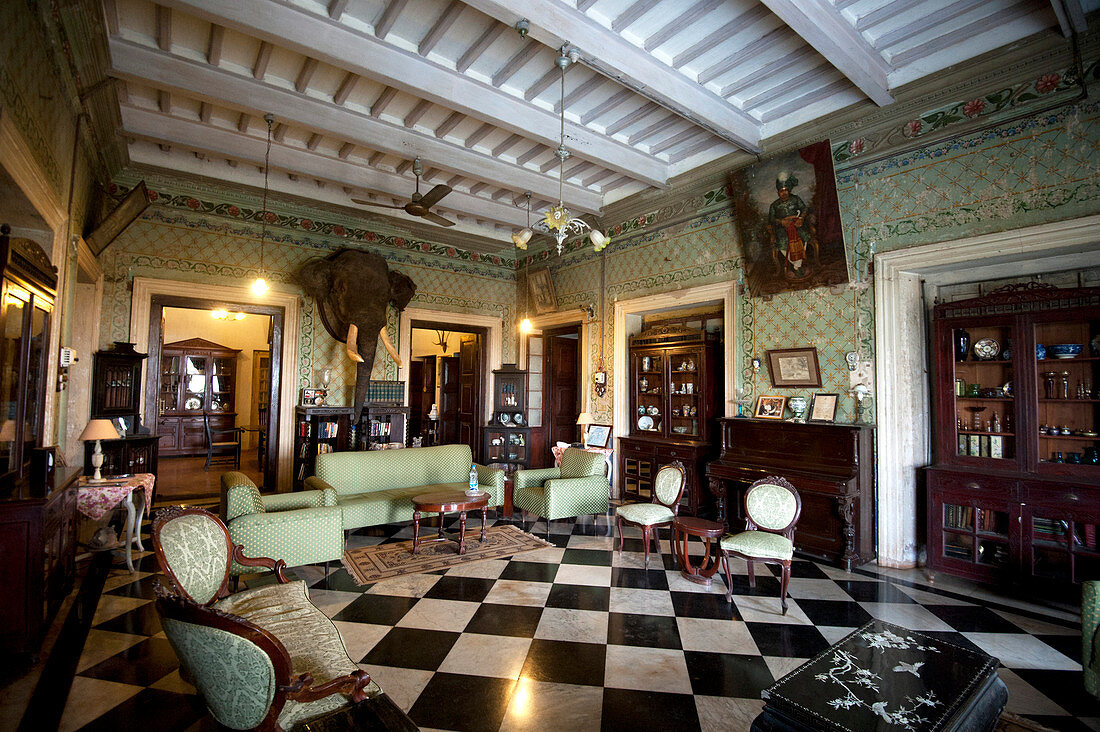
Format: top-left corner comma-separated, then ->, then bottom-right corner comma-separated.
398,308 -> 501,427
130,278 -> 299,491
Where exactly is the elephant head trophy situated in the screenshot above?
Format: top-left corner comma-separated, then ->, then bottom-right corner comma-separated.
297,248 -> 416,421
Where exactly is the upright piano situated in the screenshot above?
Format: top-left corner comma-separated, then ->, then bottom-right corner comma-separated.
706,418 -> 875,570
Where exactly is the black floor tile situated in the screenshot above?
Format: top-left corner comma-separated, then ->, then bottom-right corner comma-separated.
923,604 -> 1026,634
669,591 -> 739,620
721,572 -> 781,597
833,579 -> 915,603
72,687 -> 208,732
79,638 -> 180,687
360,627 -> 460,670
785,560 -> 832,579
104,576 -> 160,600
408,672 -> 515,732
571,521 -> 615,537
331,593 -> 418,625
746,623 -> 830,658
607,612 -> 681,649
601,687 -> 700,732
545,583 -> 610,611
464,603 -> 543,638
1020,715 -> 1096,731
521,639 -> 606,686
424,575 -> 496,603
795,599 -> 874,628
93,602 -> 162,636
562,548 -> 613,566
611,566 -> 669,590
1011,669 -> 1099,717
1033,634 -> 1081,664
312,567 -> 371,592
685,651 -> 775,697
499,560 -> 559,583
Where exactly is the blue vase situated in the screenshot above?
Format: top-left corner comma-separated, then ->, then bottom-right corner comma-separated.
955,330 -> 970,362
1036,344 -> 1046,360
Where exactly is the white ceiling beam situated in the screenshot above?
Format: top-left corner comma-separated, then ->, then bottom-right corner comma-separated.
580,89 -> 633,125
404,99 -> 431,128
198,100 -> 211,122
328,0 -> 349,21
374,0 -> 408,39
854,0 -> 915,31
870,0 -> 989,50
155,5 -> 172,50
672,5 -> 769,69
491,42 -> 540,87
649,127 -> 707,155
108,38 -> 605,212
338,142 -> 354,159
295,58 -> 319,93
611,0 -> 661,33
558,74 -> 604,112
523,66 -> 560,102
756,0 -> 894,105
697,26 -> 795,85
720,47 -> 815,98
628,115 -> 679,145
434,111 -> 465,138
464,123 -> 494,149
643,0 -> 723,52
460,0 -> 762,153
237,112 -> 250,132
158,89 -> 171,113
887,3 -> 1038,67
419,0 -> 464,56
455,22 -> 505,73
492,133 -> 523,157
605,101 -> 659,137
121,106 -> 530,229
370,86 -> 398,116
333,72 -> 358,105
157,0 -> 668,186
252,41 -> 272,79
206,24 -> 224,65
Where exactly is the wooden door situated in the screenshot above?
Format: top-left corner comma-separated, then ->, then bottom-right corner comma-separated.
439,356 -> 460,444
250,350 -> 270,449
545,328 -> 580,460
458,336 -> 482,457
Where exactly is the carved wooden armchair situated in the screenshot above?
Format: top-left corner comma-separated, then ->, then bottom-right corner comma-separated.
151,506 -> 409,731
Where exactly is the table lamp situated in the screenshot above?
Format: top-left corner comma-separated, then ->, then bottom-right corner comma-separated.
79,419 -> 120,482
576,412 -> 594,445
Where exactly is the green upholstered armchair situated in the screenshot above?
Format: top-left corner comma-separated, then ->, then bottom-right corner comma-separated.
1086,581 -> 1100,700
221,471 -> 344,576
513,447 -> 610,527
151,506 -> 414,731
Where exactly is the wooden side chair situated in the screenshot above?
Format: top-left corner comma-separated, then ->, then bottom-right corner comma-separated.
719,476 -> 802,615
204,412 -> 241,471
614,461 -> 685,569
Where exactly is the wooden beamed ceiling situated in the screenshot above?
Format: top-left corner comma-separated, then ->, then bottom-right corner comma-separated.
102,0 -> 1066,251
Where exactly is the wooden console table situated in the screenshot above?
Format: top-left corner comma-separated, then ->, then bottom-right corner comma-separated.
706,418 -> 875,570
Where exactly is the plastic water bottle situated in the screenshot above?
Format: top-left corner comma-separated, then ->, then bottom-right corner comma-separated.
469,465 -> 479,492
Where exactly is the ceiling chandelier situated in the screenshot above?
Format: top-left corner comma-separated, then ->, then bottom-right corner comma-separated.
251,113 -> 275,296
513,46 -> 609,256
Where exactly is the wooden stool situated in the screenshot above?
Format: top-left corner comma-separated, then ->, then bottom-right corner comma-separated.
672,516 -> 724,586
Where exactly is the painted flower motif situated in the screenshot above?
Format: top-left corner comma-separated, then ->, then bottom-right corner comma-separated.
904,119 -> 922,137
446,247 -> 456,256
544,205 -> 569,230
1036,73 -> 1060,93
637,215 -> 647,225
264,211 -> 277,223
848,139 -> 865,155
962,99 -> 985,118
185,197 -> 200,210
333,225 -> 346,236
227,205 -> 240,216
471,253 -> 479,261
363,232 -> 376,242
394,237 -> 404,246
146,190 -> 158,201
300,218 -> 312,230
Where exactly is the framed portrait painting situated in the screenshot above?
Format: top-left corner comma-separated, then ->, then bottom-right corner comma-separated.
528,267 -> 558,315
754,395 -> 786,420
808,393 -> 839,423
766,347 -> 822,388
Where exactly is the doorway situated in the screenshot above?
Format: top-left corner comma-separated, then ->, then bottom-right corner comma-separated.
407,323 -> 484,458
543,325 -> 581,464
145,296 -> 284,500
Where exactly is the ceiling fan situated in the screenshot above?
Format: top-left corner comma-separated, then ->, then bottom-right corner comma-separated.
352,156 -> 455,227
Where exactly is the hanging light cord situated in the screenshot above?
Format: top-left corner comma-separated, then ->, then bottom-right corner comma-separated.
558,60 -> 566,207
259,113 -> 274,277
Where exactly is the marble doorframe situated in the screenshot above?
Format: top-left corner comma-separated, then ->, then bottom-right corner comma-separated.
874,214 -> 1100,568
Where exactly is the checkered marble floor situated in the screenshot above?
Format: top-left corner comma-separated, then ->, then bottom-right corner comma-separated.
54,510 -> 1097,731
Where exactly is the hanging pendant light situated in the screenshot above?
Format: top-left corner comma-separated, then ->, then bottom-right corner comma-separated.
252,113 -> 275,296
520,233 -> 532,333
511,192 -> 533,249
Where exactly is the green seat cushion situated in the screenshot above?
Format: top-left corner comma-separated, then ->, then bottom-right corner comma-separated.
721,531 -> 794,561
616,502 -> 674,526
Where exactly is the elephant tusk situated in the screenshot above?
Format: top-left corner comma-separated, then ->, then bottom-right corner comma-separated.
345,324 -> 364,363
379,326 -> 403,368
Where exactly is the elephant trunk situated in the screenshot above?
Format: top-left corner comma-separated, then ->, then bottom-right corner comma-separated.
352,325 -> 375,423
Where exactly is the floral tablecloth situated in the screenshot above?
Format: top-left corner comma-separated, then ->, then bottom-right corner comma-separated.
77,473 -> 156,521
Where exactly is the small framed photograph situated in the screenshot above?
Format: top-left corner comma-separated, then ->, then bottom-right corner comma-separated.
808,392 -> 838,423
754,395 -> 786,420
766,347 -> 822,388
585,424 -> 612,448
301,388 -> 319,405
528,266 -> 558,315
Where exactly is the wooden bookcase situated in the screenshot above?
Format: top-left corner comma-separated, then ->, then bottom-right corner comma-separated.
927,284 -> 1100,594
292,405 -> 410,489
618,325 -> 720,516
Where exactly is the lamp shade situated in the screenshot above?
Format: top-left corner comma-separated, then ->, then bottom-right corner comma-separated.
79,419 -> 120,442
576,412 -> 594,426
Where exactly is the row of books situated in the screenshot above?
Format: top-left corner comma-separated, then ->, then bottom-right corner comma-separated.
1033,517 -> 1097,549
944,505 -> 1005,533
296,441 -> 337,458
297,420 -> 341,438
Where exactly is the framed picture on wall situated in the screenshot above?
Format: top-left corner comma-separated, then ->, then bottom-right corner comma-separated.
766,347 -> 822,387
585,424 -> 612,448
754,395 -> 786,420
528,267 -> 558,315
808,393 -> 838,423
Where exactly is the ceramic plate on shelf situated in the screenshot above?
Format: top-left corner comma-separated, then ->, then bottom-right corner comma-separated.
184,396 -> 201,410
499,413 -> 512,426
972,338 -> 999,360
513,413 -> 524,425
638,416 -> 654,430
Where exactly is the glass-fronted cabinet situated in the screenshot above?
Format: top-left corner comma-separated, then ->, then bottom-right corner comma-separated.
156,338 -> 239,456
927,283 -> 1100,594
484,365 -> 530,474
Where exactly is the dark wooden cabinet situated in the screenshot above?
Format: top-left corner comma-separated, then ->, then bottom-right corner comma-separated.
619,325 -> 720,516
0,468 -> 79,656
156,338 -> 239,456
294,406 -> 354,490
927,284 -> 1100,593
706,418 -> 875,570
83,435 -> 159,481
484,366 -> 530,473
91,342 -> 146,430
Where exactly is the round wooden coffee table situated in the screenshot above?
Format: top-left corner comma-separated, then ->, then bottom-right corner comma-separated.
412,488 -> 490,555
672,516 -> 725,586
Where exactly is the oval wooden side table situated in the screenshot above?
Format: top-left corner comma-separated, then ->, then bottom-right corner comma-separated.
672,516 -> 725,586
412,488 -> 489,555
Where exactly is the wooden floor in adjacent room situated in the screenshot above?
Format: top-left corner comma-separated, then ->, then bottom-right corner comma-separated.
154,448 -> 264,504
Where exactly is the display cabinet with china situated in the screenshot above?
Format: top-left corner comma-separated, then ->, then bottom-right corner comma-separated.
484,365 -> 530,473
156,338 -> 239,456
926,284 -> 1100,595
619,324 -> 720,516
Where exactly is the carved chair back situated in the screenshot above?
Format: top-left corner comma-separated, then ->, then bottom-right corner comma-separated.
743,475 -> 801,540
652,461 -> 686,513
153,506 -> 235,606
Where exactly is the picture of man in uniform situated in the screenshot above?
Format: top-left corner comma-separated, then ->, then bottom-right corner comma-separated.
768,172 -> 815,279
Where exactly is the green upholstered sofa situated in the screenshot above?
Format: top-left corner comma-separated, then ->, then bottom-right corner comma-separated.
1086,580 -> 1100,700
305,444 -> 505,531
220,471 -> 345,575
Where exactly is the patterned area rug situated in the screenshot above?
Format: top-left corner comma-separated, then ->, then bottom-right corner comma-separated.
342,524 -> 553,585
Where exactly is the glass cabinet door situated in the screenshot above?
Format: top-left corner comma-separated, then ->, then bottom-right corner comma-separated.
634,350 -> 665,436
211,356 -> 234,412
668,348 -> 701,438
947,321 -> 1017,465
1033,316 -> 1099,471
22,304 -> 48,450
0,287 -> 26,474
183,355 -> 207,411
160,355 -> 181,414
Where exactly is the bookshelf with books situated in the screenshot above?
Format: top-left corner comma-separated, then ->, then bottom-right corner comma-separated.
293,406 -> 353,491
